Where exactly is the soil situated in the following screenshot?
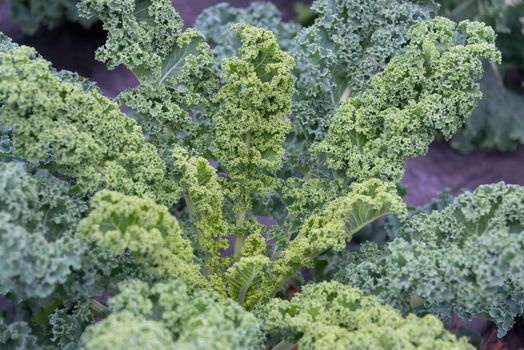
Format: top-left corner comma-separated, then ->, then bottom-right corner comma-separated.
402,141 -> 524,205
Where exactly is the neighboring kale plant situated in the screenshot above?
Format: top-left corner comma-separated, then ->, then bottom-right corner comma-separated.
195,2 -> 300,68
440,0 -> 524,152
0,0 -> 516,348
7,0 -> 96,34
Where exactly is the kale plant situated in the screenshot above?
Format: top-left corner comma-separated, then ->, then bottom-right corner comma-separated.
3,0 -> 522,349
7,0 -> 96,34
440,0 -> 524,152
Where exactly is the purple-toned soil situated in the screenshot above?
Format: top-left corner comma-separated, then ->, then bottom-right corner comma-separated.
402,141 -> 524,205
2,1 -> 524,348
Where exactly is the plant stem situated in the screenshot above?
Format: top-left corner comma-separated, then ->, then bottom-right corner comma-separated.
233,207 -> 247,260
232,131 -> 252,261
339,85 -> 351,103
91,300 -> 111,317
183,189 -> 212,275
183,190 -> 203,243
272,340 -> 296,350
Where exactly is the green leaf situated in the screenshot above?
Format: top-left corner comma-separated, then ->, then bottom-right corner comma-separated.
146,34 -> 206,85
78,190 -> 205,289
315,17 -> 501,183
338,182 -> 524,337
269,179 -> 406,289
290,0 -> 437,150
452,64 -> 524,152
255,281 -> 474,350
226,255 -> 270,307
81,280 -> 264,349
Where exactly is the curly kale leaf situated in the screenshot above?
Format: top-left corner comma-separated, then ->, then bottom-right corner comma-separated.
80,279 -> 263,350
304,189 -> 454,283
0,162 -> 87,300
79,0 -> 217,154
203,24 -> 295,263
225,254 -> 271,309
0,162 -> 146,349
9,0 -> 96,34
212,24 -> 294,209
78,0 -> 180,75
0,37 -> 178,206
290,0 -> 437,151
77,190 -> 205,289
0,33 -> 17,51
0,34 -> 17,164
381,189 -> 455,240
338,182 -> 524,337
277,177 -> 341,240
224,179 -> 405,308
196,2 -> 300,66
80,311 -> 174,350
0,319 -> 40,350
117,30 -> 216,154
47,301 -> 95,350
256,281 -> 473,350
270,179 -> 406,283
315,17 -> 501,183
173,148 -> 229,276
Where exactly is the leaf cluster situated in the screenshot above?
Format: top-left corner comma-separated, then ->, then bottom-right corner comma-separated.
8,0 -> 95,34
337,183 -> 524,337
0,0 -> 516,348
440,0 -> 524,152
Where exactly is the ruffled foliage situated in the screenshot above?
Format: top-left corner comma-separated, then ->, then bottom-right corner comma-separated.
1,0 -> 513,348
315,17 -> 500,182
0,161 -> 154,348
81,311 -> 175,350
196,1 -> 300,66
79,0 -> 217,156
80,279 -> 263,350
209,179 -> 406,310
0,319 -> 38,350
78,190 -> 205,289
256,281 -> 474,350
78,0 -> 181,74
212,24 -> 295,209
338,183 -> 524,337
8,0 -> 95,34
0,38 -> 178,207
173,148 -> 229,275
270,180 -> 406,283
0,162 -> 86,300
287,0 -> 437,176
